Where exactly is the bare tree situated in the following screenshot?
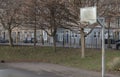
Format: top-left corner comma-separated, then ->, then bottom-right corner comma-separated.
104,0 -> 120,47
0,0 -> 23,46
40,0 -> 77,52
22,0 -> 41,46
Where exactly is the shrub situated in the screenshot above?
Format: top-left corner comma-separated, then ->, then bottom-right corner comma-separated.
107,57 -> 120,71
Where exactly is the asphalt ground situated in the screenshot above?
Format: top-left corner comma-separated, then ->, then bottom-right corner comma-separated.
0,63 -> 64,77
3,62 -> 120,77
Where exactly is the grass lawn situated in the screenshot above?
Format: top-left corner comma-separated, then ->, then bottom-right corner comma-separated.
0,46 -> 120,73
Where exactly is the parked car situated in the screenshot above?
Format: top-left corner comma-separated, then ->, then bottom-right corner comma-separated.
0,39 -> 9,43
23,38 -> 37,43
105,39 -> 115,44
115,40 -> 120,50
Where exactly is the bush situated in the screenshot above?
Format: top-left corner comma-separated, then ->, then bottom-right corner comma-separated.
107,57 -> 120,71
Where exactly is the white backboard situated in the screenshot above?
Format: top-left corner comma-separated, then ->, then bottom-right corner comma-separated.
80,7 -> 97,25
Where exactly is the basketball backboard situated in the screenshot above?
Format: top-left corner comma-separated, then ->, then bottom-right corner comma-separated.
80,7 -> 97,25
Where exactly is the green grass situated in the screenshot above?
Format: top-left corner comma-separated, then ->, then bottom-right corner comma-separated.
0,46 -> 120,72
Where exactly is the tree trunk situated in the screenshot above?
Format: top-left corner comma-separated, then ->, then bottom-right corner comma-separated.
34,26 -> 37,47
8,29 -> 13,47
42,36 -> 44,45
63,32 -> 65,47
16,31 -> 19,44
53,35 -> 56,52
41,30 -> 44,45
108,20 -> 111,48
81,28 -> 85,58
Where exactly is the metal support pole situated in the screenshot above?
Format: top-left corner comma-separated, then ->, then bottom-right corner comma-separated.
97,18 -> 105,77
102,23 -> 105,77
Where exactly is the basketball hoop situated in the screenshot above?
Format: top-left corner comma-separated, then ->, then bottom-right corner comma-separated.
80,6 -> 106,77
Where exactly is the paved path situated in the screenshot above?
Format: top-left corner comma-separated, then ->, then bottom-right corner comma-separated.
0,63 -> 63,77
6,63 -> 120,77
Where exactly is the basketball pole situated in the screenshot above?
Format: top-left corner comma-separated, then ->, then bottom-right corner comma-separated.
80,7 -> 105,77
97,18 -> 105,77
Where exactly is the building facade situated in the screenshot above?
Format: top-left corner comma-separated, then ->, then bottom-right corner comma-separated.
0,26 -> 120,48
